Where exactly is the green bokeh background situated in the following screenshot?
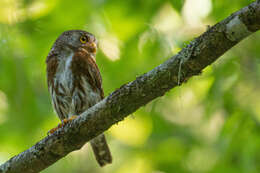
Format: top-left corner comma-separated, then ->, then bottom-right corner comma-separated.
0,0 -> 259,172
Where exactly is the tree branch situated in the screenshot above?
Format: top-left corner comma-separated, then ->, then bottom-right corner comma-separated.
1,1 -> 260,173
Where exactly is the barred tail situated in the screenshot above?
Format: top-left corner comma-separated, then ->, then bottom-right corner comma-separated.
90,134 -> 112,167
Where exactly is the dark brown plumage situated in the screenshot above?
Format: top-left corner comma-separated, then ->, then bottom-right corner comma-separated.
46,30 -> 112,166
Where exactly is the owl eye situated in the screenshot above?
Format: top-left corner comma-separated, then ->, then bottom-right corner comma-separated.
80,36 -> 89,43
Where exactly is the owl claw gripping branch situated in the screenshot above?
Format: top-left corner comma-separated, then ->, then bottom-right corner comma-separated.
47,115 -> 78,135
46,30 -> 112,167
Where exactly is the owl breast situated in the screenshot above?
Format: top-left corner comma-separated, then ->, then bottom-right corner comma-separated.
50,53 -> 101,120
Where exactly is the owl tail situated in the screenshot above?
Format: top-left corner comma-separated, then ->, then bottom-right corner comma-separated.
90,134 -> 112,167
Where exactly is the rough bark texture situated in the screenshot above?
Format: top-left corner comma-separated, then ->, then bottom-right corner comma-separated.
1,1 -> 260,173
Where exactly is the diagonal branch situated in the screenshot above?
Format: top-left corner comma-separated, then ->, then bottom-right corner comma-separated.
1,1 -> 260,173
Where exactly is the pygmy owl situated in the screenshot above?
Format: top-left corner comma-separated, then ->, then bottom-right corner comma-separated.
46,30 -> 112,166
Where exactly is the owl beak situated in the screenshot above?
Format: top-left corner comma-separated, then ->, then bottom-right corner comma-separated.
83,42 -> 97,54
90,42 -> 97,53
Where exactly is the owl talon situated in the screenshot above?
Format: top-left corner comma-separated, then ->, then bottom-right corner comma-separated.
47,115 -> 78,135
69,115 -> 78,120
47,127 -> 59,135
62,119 -> 69,124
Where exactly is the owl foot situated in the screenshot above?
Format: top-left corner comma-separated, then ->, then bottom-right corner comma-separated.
63,115 -> 78,124
47,115 -> 78,135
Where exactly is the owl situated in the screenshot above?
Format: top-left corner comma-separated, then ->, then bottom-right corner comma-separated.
46,30 -> 112,166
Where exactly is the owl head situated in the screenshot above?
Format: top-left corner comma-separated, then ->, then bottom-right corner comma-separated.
48,30 -> 98,60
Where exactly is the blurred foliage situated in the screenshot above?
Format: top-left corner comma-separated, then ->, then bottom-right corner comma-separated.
0,0 -> 260,172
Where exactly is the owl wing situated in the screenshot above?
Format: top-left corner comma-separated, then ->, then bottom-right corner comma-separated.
46,53 -> 58,89
72,51 -> 104,100
46,53 -> 70,120
85,56 -> 104,99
